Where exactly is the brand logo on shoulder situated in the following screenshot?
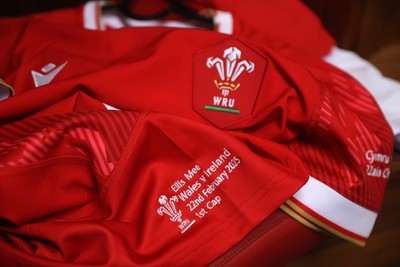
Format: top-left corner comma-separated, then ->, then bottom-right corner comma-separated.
193,38 -> 267,128
31,61 -> 68,87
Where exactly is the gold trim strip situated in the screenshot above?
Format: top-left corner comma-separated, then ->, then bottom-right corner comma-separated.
279,204 -> 325,234
285,199 -> 366,246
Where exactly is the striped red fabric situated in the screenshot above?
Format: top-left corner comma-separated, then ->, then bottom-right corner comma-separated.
0,111 -> 137,177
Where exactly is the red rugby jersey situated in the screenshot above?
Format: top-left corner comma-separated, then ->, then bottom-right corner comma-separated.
0,1 -> 393,266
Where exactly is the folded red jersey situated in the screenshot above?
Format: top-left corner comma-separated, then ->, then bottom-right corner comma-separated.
0,1 -> 394,266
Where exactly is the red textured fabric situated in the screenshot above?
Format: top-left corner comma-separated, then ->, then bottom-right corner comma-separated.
212,0 -> 335,57
0,93 -> 307,267
209,209 -> 325,267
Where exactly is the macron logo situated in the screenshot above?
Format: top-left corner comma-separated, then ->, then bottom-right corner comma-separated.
31,61 -> 68,87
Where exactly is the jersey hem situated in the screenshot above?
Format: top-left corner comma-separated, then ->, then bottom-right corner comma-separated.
281,175 -> 378,246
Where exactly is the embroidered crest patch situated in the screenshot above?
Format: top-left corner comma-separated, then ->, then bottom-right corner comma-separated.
193,38 -> 267,128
